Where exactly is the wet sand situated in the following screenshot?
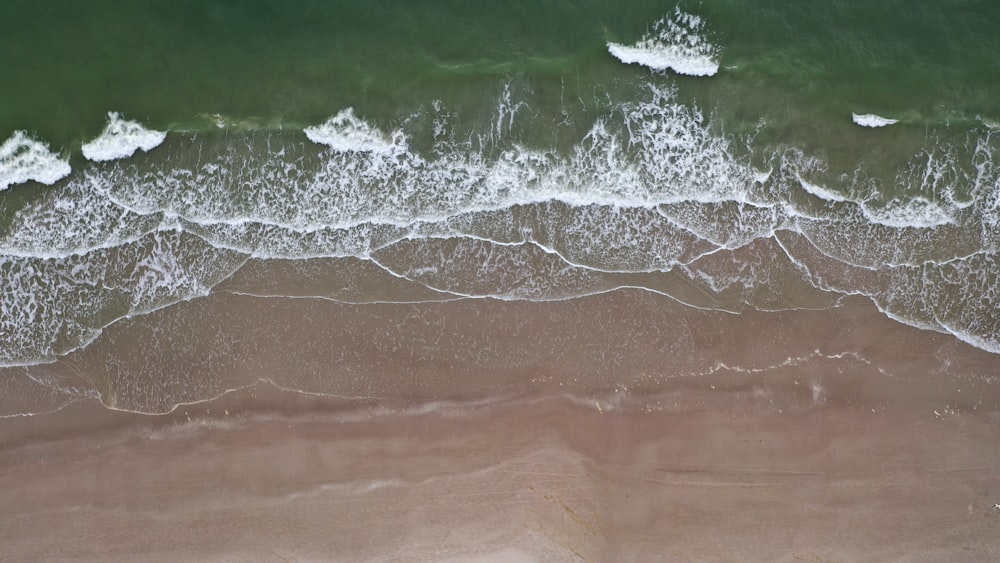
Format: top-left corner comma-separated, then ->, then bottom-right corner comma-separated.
4,289 -> 1000,417
2,290 -> 1000,560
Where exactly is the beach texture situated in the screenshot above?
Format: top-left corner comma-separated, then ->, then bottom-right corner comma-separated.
2,1 -> 1000,559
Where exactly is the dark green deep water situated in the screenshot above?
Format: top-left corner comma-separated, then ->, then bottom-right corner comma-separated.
3,0 -> 999,146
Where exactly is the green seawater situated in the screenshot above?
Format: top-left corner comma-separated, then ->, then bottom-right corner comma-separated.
2,0 -> 998,149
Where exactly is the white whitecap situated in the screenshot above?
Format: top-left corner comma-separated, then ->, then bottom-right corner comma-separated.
607,8 -> 720,76
852,113 -> 898,128
0,131 -> 71,191
81,112 -> 167,162
861,197 -> 953,228
304,108 -> 403,153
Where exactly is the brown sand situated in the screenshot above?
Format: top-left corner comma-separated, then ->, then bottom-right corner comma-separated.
2,387 -> 1000,562
2,290 -> 1000,560
5,290 -> 1000,417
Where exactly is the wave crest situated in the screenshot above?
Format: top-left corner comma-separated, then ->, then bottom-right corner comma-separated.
0,131 -> 71,191
607,8 -> 720,76
82,112 -> 167,162
852,113 -> 898,128
304,108 -> 405,153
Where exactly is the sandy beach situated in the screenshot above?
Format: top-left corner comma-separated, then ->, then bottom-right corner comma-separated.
2,388 -> 1000,561
3,291 -> 1000,561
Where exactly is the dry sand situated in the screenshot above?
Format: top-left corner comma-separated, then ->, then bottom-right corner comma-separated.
2,387 -> 1000,561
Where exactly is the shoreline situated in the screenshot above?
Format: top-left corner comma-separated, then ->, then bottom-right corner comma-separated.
6,290 -> 1000,417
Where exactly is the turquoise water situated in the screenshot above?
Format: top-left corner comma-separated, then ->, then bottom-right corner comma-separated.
1,1 -> 999,413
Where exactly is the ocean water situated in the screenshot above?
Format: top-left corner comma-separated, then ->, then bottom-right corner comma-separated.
2,0 -> 1000,414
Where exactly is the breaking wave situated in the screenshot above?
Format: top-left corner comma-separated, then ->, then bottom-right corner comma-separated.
0,131 -> 71,191
852,113 -> 899,128
0,80 -> 998,372
607,8 -> 720,76
81,112 -> 167,162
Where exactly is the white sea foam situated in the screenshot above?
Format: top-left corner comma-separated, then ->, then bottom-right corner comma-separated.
861,197 -> 953,228
3,82 -> 1000,368
101,84 -> 756,234
607,8 -> 720,76
0,131 -> 71,191
0,179 -> 160,259
0,230 -> 246,366
852,113 -> 898,128
81,112 -> 167,162
304,108 -> 403,152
